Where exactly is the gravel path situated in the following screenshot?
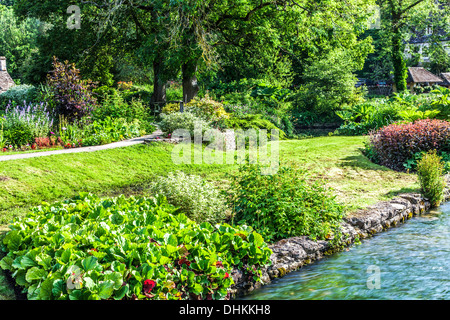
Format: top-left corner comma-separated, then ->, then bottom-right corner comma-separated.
0,130 -> 163,162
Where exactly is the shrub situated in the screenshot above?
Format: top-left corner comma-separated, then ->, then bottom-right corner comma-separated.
159,112 -> 211,137
46,57 -> 97,122
185,96 -> 229,122
149,171 -> 230,224
0,84 -> 37,109
0,193 -> 272,300
416,150 -> 446,207
161,103 -> 181,114
224,114 -> 286,140
35,136 -> 61,148
368,119 -> 450,171
228,165 -> 345,244
92,93 -> 154,132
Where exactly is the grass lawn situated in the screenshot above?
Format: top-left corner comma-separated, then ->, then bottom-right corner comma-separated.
0,135 -> 418,227
0,135 -> 419,300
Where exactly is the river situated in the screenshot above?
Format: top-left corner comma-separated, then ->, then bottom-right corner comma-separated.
241,202 -> 450,300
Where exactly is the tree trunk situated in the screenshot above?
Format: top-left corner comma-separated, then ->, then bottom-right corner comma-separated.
392,29 -> 407,92
151,57 -> 167,104
391,7 -> 407,93
182,60 -> 199,103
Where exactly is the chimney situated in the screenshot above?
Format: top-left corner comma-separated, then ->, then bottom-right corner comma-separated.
0,57 -> 6,71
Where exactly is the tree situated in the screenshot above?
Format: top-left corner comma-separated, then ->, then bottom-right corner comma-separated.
377,0 -> 449,92
0,3 -> 42,81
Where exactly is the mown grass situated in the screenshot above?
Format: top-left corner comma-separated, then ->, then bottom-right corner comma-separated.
0,136 -> 419,227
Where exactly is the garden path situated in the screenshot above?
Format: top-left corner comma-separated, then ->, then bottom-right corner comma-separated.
0,129 -> 163,162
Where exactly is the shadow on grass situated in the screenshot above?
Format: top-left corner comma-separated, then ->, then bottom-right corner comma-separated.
385,187 -> 420,198
339,151 -> 391,171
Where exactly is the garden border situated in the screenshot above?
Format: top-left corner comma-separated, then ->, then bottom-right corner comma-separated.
230,175 -> 450,298
0,131 -> 162,162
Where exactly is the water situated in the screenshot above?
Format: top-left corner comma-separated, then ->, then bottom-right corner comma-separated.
242,202 -> 450,300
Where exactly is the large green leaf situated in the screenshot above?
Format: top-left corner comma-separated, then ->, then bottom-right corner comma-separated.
104,272 -> 123,290
25,267 -> 47,283
52,279 -> 66,298
114,284 -> 129,300
4,230 -> 22,251
0,256 -> 13,271
97,280 -> 115,299
81,256 -> 99,272
38,277 -> 54,300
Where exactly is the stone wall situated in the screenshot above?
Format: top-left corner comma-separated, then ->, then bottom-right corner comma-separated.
230,175 -> 450,298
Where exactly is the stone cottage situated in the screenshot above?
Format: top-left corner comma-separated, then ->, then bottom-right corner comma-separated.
0,57 -> 15,94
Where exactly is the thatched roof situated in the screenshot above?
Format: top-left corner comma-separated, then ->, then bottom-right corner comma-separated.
407,67 -> 443,84
440,73 -> 450,85
0,57 -> 15,94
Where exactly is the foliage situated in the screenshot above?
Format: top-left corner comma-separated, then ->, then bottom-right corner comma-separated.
162,103 -> 182,115
46,57 -> 97,122
224,114 -> 286,140
92,92 -> 155,132
228,165 -> 345,244
0,4 -> 42,81
1,102 -> 54,147
0,119 -> 7,150
291,48 -> 368,123
416,150 -> 446,207
0,85 -> 37,109
334,93 -> 446,136
58,117 -> 145,148
0,193 -> 272,300
367,119 -> 450,171
430,87 -> 450,120
185,96 -> 229,123
149,171 -> 230,224
159,112 -> 211,137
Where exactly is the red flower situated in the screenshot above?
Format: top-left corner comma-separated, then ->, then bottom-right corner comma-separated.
215,261 -> 223,268
224,272 -> 230,279
143,279 -> 156,293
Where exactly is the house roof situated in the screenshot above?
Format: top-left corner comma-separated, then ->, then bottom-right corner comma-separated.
407,67 -> 443,83
440,72 -> 450,84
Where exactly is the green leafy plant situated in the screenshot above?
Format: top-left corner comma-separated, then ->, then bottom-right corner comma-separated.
228,164 -> 345,244
224,114 -> 286,139
416,150 -> 446,207
0,193 -> 272,300
159,112 -> 211,137
397,107 -> 440,122
0,84 -> 37,109
185,95 -> 230,123
149,171 -> 230,224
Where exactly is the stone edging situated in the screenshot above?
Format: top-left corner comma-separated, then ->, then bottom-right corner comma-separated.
230,175 -> 450,298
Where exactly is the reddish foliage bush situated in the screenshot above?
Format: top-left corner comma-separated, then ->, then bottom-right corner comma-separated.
368,119 -> 450,171
47,57 -> 97,122
35,136 -> 62,148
